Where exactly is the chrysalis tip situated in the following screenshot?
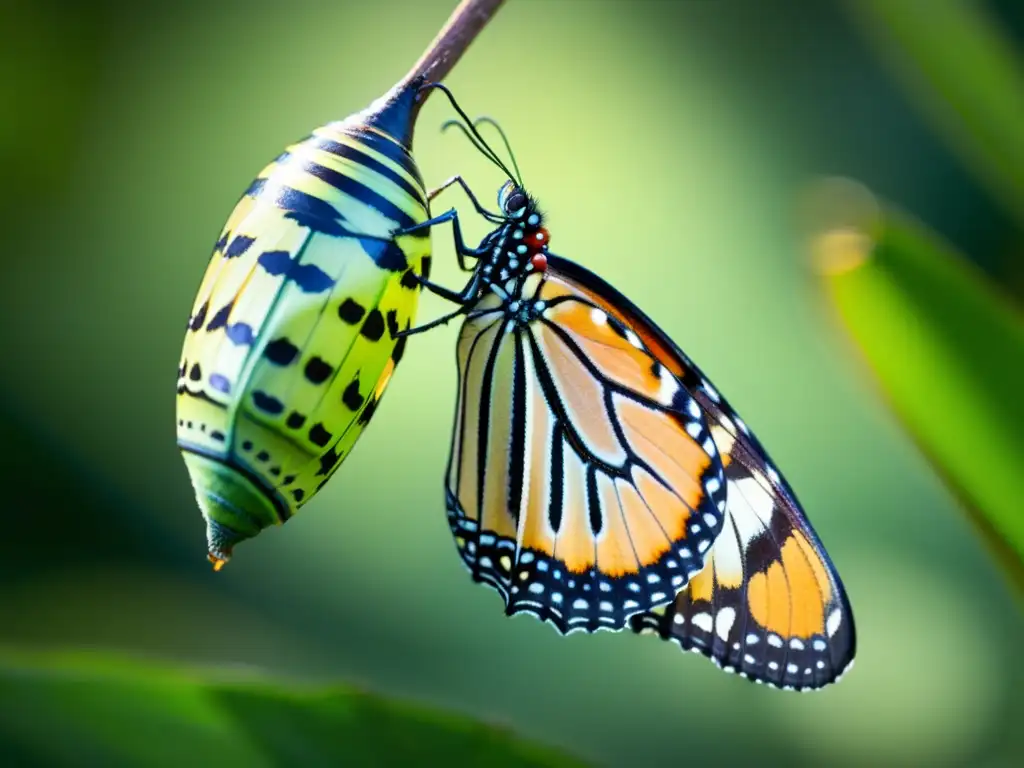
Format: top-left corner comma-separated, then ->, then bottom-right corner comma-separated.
208,553 -> 228,572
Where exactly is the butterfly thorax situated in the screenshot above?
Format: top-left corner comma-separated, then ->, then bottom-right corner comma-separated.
476,183 -> 550,313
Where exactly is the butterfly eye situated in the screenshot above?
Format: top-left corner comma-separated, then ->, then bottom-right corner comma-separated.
505,190 -> 527,216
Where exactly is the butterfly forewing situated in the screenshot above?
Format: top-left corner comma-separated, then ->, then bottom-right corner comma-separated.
445,270 -> 729,634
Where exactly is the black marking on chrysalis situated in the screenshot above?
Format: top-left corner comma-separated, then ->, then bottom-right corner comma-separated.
308,423 -> 332,447
361,310 -> 385,341
264,338 -> 299,366
224,235 -> 255,259
304,357 -> 333,384
342,379 -> 364,411
338,298 -> 366,324
252,391 -> 284,415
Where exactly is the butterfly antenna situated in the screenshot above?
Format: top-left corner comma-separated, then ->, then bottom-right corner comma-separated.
440,119 -> 502,170
418,82 -> 517,181
473,117 -> 522,187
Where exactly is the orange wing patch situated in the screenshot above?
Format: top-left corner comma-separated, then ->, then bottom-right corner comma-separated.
538,325 -> 626,465
630,445 -> 855,691
592,474 -> 636,577
552,446 -> 597,574
544,269 -> 690,383
444,273 -> 728,635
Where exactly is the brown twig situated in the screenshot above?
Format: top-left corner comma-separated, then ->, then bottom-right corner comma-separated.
402,0 -> 506,112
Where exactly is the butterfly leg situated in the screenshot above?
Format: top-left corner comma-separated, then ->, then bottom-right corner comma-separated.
428,175 -> 502,223
394,207 -> 484,272
411,269 -> 480,305
396,271 -> 483,337
394,305 -> 470,337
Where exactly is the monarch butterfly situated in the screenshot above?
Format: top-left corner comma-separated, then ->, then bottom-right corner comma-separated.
402,84 -> 855,690
177,77 -> 432,570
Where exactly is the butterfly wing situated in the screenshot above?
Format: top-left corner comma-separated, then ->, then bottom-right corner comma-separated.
539,255 -> 855,689
445,268 -> 730,635
631,444 -> 856,690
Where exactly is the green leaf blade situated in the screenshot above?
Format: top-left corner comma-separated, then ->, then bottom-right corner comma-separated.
847,0 -> 1024,223
816,206 -> 1024,589
0,650 -> 586,768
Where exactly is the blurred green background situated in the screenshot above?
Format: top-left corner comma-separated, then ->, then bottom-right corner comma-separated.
2,0 -> 1023,766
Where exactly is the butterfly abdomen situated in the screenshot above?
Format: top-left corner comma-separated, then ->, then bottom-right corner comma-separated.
176,80 -> 431,568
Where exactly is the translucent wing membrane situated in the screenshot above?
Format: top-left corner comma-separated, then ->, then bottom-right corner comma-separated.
446,273 -> 728,634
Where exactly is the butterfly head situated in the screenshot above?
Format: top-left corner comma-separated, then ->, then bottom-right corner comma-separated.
494,180 -> 549,275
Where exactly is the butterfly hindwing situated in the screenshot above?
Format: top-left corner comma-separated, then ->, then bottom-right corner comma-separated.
630,432 -> 856,690
545,258 -> 858,690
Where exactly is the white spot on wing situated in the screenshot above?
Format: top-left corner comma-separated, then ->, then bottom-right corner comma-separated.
709,424 -> 736,456
657,367 -> 679,406
692,612 -> 713,633
711,524 -> 743,585
590,308 -> 607,326
715,607 -> 736,641
827,608 -> 842,637
727,476 -> 776,547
